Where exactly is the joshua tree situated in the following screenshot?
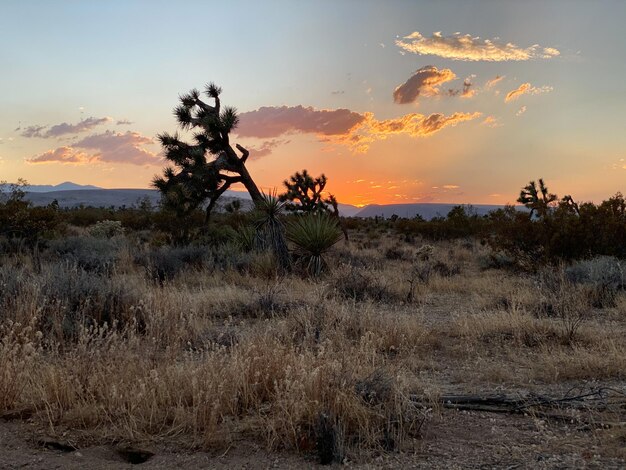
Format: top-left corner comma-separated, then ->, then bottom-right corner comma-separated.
517,178 -> 557,219
280,170 -> 334,213
280,169 -> 348,240
153,83 -> 262,221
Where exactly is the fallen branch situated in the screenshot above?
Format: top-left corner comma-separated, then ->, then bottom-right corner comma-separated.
410,387 -> 626,427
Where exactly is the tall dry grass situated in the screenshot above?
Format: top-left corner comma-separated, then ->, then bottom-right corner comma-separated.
0,232 -> 625,460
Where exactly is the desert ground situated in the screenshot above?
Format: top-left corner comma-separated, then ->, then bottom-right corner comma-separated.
1,226 -> 625,468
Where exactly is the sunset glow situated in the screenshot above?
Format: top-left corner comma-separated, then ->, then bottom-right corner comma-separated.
1,1 -> 625,206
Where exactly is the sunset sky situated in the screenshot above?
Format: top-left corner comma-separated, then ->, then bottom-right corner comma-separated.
1,0 -> 625,206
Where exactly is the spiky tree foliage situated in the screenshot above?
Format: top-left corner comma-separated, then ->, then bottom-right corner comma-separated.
152,83 -> 262,221
279,170 -> 336,213
287,213 -> 343,277
517,178 -> 557,219
253,191 -> 290,272
280,169 -> 349,240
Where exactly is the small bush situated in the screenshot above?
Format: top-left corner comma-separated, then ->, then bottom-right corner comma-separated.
47,236 -> 123,274
88,220 -> 124,238
566,256 -> 623,308
135,245 -> 208,283
332,266 -> 396,303
536,267 -> 593,342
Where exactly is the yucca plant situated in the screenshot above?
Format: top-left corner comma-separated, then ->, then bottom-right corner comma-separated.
287,213 -> 343,276
253,190 -> 290,271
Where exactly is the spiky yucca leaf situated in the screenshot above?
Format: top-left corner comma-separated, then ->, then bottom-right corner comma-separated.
174,104 -> 194,129
205,82 -> 222,98
286,213 -> 342,276
253,191 -> 290,271
220,107 -> 239,132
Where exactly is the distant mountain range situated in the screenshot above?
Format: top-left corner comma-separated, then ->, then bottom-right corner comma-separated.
17,183 -> 510,219
23,182 -> 102,192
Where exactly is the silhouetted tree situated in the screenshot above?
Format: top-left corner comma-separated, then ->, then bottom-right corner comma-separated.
152,83 -> 262,222
517,178 -> 557,219
280,170 -> 348,240
280,170 -> 333,213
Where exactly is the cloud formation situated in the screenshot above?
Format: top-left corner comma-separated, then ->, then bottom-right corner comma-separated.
482,116 -> 502,128
393,66 -> 456,104
20,116 -> 112,138
73,131 -> 160,165
237,105 -> 365,138
46,116 -> 112,137
516,106 -> 527,116
247,139 -> 290,158
239,104 -> 481,153
396,31 -> 560,61
28,146 -> 94,164
21,125 -> 47,138
504,83 -> 553,102
325,111 -> 482,152
486,75 -> 505,88
27,131 -> 160,166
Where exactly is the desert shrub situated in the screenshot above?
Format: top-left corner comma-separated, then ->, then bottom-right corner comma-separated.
536,267 -> 593,342
47,236 -> 123,274
565,256 -> 624,308
135,245 -> 209,283
431,260 -> 461,277
477,251 -> 516,270
332,266 -> 397,303
40,264 -> 141,335
196,223 -> 238,247
331,246 -> 382,270
207,242 -> 252,272
0,263 -> 141,338
415,244 -> 434,260
136,243 -> 250,283
384,245 -> 413,261
87,219 -> 124,238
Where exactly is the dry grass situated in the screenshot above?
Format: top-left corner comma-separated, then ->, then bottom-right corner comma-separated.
1,232 -> 625,461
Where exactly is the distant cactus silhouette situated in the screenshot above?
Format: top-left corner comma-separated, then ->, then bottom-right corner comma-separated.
517,178 -> 557,219
152,83 -> 262,221
280,170 -> 348,240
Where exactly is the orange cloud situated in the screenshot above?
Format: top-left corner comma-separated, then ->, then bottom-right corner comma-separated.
27,146 -> 94,164
486,75 -> 505,88
239,104 -> 481,154
505,83 -> 553,102
482,116 -> 501,128
396,31 -> 560,61
336,111 -> 482,152
393,66 -> 457,104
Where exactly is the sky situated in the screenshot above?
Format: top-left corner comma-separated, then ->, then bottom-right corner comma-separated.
1,0 -> 625,206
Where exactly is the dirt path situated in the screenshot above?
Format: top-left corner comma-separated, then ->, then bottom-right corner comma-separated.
2,409 -> 624,469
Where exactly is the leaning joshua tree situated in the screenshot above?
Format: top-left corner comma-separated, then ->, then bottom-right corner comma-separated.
153,83 -> 262,221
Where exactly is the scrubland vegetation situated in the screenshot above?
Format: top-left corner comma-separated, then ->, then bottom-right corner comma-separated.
1,182 -> 625,466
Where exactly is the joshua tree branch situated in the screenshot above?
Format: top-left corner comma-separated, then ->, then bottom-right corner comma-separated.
205,177 -> 241,222
236,144 -> 249,163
